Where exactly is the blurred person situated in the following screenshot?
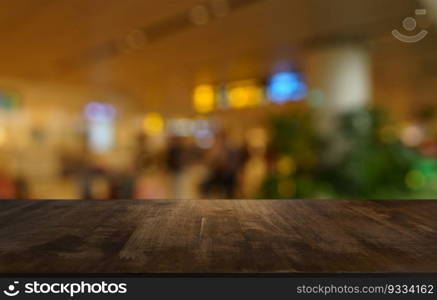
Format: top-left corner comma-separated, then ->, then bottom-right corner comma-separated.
90,175 -> 111,200
239,128 -> 269,198
178,138 -> 209,198
166,136 -> 186,198
78,157 -> 93,199
134,132 -> 149,172
0,171 -> 15,199
59,149 -> 83,179
109,168 -> 135,199
201,132 -> 242,198
78,156 -> 111,200
239,153 -> 268,197
416,106 -> 437,158
14,174 -> 29,199
134,161 -> 169,199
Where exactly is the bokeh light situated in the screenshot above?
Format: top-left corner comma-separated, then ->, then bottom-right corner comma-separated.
401,125 -> 425,147
405,170 -> 426,190
84,102 -> 117,153
227,80 -> 264,108
84,102 -> 116,122
267,72 -> 307,103
276,156 -> 296,176
144,112 -> 165,136
193,85 -> 216,114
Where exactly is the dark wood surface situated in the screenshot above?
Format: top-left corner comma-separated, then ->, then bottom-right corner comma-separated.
0,199 -> 436,273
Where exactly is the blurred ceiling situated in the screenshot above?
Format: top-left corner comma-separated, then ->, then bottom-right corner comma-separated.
0,0 -> 428,113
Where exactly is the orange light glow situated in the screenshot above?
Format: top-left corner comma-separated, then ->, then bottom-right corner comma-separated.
226,80 -> 264,109
193,85 -> 216,114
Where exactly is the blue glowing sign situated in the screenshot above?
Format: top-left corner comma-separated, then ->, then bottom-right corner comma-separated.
84,102 -> 116,153
267,72 -> 307,103
84,102 -> 116,122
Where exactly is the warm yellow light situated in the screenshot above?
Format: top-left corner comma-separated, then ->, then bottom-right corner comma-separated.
143,113 -> 164,136
405,170 -> 426,190
193,85 -> 215,113
277,156 -> 296,176
0,127 -> 6,147
227,80 -> 263,109
246,127 -> 268,149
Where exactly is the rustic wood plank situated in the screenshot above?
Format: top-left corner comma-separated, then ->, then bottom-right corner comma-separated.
0,199 -> 436,273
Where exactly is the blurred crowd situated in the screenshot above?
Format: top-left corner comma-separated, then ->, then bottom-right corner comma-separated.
1,105 -> 437,200
0,128 -> 270,200
59,129 -> 268,200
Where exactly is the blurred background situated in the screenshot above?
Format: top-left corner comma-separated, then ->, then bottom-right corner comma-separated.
1,0 -> 437,200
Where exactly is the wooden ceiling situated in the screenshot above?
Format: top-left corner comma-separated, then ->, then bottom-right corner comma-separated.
0,0 -> 423,113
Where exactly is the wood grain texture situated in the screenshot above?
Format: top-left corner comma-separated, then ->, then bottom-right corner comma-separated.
0,199 -> 436,273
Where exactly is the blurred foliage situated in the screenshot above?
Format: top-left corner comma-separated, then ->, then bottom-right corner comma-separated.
259,107 -> 437,199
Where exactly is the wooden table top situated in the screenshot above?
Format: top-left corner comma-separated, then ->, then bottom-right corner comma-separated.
0,199 -> 436,273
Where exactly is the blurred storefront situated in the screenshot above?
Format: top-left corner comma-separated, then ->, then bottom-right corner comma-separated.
0,0 -> 436,199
